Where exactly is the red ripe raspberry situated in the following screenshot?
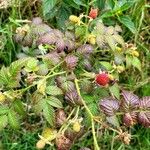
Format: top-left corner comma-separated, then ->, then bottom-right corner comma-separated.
89,8 -> 98,19
95,73 -> 109,86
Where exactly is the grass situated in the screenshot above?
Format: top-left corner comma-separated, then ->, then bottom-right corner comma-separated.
1,126 -> 150,150
0,0 -> 150,150
1,129 -> 38,150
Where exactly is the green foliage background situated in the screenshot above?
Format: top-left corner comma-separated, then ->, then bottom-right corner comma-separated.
0,0 -> 150,150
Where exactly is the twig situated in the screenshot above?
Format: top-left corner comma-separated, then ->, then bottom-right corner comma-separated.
74,78 -> 100,150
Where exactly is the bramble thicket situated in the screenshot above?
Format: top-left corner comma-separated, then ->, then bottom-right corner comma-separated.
0,0 -> 150,150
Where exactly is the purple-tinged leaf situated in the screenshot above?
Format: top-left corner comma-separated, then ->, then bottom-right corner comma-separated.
43,52 -> 60,67
36,32 -> 57,45
123,112 -> 137,127
56,109 -> 66,127
99,97 -> 120,116
121,90 -> 139,112
138,112 -> 150,128
55,39 -> 66,52
65,90 -> 83,106
64,40 -> 75,52
139,96 -> 150,109
65,55 -> 78,70
138,96 -> 150,127
76,44 -> 94,55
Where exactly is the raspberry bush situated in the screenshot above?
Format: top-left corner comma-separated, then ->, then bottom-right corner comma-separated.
0,1 -> 150,150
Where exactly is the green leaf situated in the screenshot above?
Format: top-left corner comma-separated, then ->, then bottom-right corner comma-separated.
9,58 -> 29,77
46,96 -> 63,108
132,56 -> 141,71
0,66 -> 10,86
96,35 -> 105,48
101,11 -> 115,18
84,112 -> 91,127
13,100 -> 26,116
113,34 -> 125,46
37,79 -> 47,95
94,87 -> 109,99
96,0 -> 105,9
73,0 -> 87,7
106,115 -> 120,127
96,22 -> 105,34
118,15 -> 136,34
107,0 -> 115,9
100,61 -> 113,71
126,55 -> 132,68
106,26 -> 115,35
82,94 -> 94,104
0,67 -> 18,88
110,1 -> 135,15
84,98 -> 99,126
64,0 -> 80,10
44,7 -> 58,20
33,99 -> 45,115
109,83 -> 120,99
42,0 -> 57,16
119,1 -> 135,12
8,110 -> 20,129
43,104 -> 55,126
0,115 -> 8,131
105,35 -> 116,51
46,85 -> 63,96
126,54 -> 142,71
0,58 -> 30,88
75,25 -> 86,39
0,106 -> 9,115
88,103 -> 99,116
114,54 -> 124,65
25,58 -> 39,72
56,5 -> 71,29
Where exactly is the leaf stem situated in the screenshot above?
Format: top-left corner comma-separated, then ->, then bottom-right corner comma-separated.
74,78 -> 100,150
45,71 -> 66,80
20,71 -> 66,93
48,61 -> 64,75
57,107 -> 76,135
